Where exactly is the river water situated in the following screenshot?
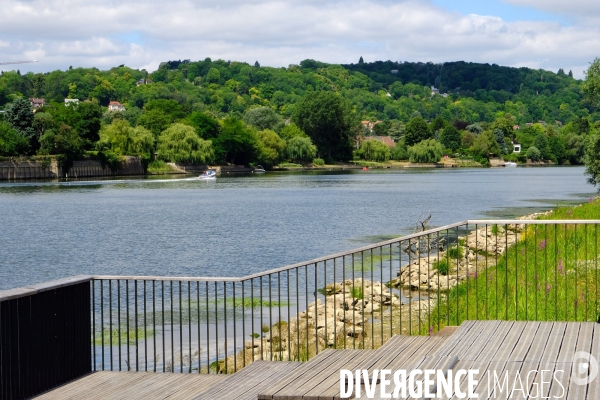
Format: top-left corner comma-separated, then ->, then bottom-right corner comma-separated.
0,166 -> 594,290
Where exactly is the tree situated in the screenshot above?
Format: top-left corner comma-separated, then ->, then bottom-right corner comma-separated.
286,136 -> 317,163
583,58 -> 600,107
157,123 -> 214,163
243,107 -> 285,132
387,120 -> 405,142
32,112 -> 54,138
184,111 -> 221,139
430,116 -> 446,136
5,97 -> 36,153
213,117 -> 258,165
73,102 -> 103,146
471,131 -> 501,158
137,109 -> 171,138
356,139 -> 391,162
39,124 -> 84,157
565,134 -> 586,164
408,139 -> 443,163
404,116 -> 431,146
279,123 -> 307,140
256,129 -> 286,168
99,119 -> 154,159
466,124 -> 483,135
206,68 -> 221,84
526,146 -> 542,162
292,91 -> 356,161
0,121 -> 29,156
439,125 -> 461,151
493,129 -> 509,154
358,56 -> 364,64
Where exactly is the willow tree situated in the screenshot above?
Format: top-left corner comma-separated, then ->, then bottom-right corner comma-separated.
286,136 -> 317,163
157,123 -> 214,163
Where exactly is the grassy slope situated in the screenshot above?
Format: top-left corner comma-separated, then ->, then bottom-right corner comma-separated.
427,198 -> 600,333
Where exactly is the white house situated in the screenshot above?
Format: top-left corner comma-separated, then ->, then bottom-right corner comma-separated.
513,140 -> 521,153
108,101 -> 125,112
64,99 -> 79,106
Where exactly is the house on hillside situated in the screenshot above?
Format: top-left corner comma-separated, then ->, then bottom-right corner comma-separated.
512,140 -> 521,154
431,86 -> 440,95
361,120 -> 382,132
362,136 -> 396,147
64,99 -> 79,107
108,101 -> 125,112
29,98 -> 46,110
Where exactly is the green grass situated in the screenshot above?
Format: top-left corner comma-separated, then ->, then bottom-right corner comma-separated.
433,259 -> 449,276
426,198 -> 600,333
147,160 -> 176,174
94,327 -> 153,345
350,286 -> 364,300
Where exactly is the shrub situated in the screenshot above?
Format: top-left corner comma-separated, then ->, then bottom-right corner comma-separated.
312,158 -> 325,166
448,246 -> 464,259
356,139 -> 391,162
434,259 -> 449,276
526,146 -> 542,162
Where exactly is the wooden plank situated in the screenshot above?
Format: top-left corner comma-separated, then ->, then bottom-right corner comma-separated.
510,361 -> 539,400
556,323 -> 581,363
442,320 -> 489,359
197,362 -> 302,400
587,324 -> 600,400
508,321 -> 541,362
433,320 -> 477,357
165,375 -> 226,399
540,322 -> 567,364
461,320 -> 502,361
259,350 -> 350,400
549,363 -> 571,400
492,321 -> 524,361
521,322 -> 553,363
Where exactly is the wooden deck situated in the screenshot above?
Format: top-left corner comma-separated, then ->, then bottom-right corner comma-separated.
33,321 -> 600,399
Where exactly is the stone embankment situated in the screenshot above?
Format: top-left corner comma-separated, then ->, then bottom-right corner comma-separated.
219,278 -> 435,372
389,213 -> 550,292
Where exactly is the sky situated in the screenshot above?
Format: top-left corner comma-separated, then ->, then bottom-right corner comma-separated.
1,0 -> 599,78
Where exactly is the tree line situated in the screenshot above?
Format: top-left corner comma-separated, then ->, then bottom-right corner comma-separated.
0,57 -> 599,171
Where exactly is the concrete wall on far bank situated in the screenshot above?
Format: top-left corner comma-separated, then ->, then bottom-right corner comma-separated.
0,156 -> 145,180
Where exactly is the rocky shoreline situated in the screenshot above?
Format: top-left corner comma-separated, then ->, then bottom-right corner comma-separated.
217,211 -> 551,372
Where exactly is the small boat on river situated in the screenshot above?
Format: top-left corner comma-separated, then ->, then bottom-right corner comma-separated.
199,169 -> 217,180
253,165 -> 266,173
504,162 -> 517,168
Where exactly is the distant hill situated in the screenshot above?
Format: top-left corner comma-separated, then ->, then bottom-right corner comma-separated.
342,60 -> 576,95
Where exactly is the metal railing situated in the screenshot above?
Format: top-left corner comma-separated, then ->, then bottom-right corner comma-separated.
89,219 -> 600,374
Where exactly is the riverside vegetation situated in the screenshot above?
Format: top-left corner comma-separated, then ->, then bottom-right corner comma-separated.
4,57 -> 600,174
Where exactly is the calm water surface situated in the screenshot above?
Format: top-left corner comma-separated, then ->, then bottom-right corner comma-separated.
0,167 -> 594,290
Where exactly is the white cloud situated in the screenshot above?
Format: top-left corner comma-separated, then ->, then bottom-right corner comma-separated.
0,0 -> 598,77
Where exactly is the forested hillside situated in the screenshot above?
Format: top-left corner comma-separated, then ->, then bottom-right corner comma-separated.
0,57 -> 598,169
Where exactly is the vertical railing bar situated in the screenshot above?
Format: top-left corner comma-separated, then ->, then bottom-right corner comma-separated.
544,224 -> 548,321
333,258 -> 337,350
314,263 -> 318,355
287,271 -> 291,361
170,281 -> 174,373
379,246 -> 383,346
515,224 -> 518,321
135,280 -> 138,372
153,281 -> 156,373
575,224 -> 579,321
233,281 -> 237,372
101,279 -> 104,371
505,224 -> 508,321
269,274 -> 273,360
534,225 -> 538,321
126,280 -> 130,371
144,280 -> 147,372
408,243 -> 412,336
485,226 -> 488,321
259,276 -> 263,361
250,278 -> 254,363
352,253 -> 356,346
389,244 -> 393,338
323,263 -> 327,354
564,224 -> 568,321
456,226 -> 459,325
555,225 -> 558,322
92,280 -> 96,372
586,224 -> 589,321
427,234 -> 431,334
161,281 -> 165,373
214,281 -> 218,371
224,281 -> 228,372
242,280 -> 246,368
179,281 -> 183,373
118,280 -> 121,371
205,281 -> 210,373
196,281 -> 201,373
436,232 -> 441,330
343,255 -> 347,349
495,224 -> 498,320
474,226 -> 477,321
305,265 -> 309,356
524,224 -> 528,321
296,268 -> 300,359
188,281 -> 192,373
109,280 -> 113,371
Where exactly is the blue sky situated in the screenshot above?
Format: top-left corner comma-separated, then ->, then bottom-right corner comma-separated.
431,0 -> 568,24
0,0 -> 598,77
